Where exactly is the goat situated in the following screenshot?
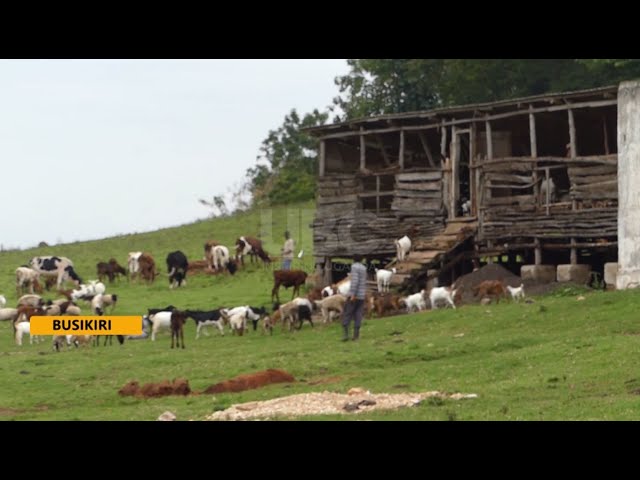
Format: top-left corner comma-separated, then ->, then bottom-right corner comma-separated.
401,290 -> 427,313
395,235 -> 412,262
472,280 -> 506,304
186,309 -> 225,339
429,286 -> 457,310
170,310 -> 188,349
313,294 -> 347,323
235,236 -> 271,266
375,268 -> 396,293
506,283 -> 525,302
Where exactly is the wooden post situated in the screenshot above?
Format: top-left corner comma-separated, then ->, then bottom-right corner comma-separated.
602,116 -> 610,155
534,238 -> 541,265
319,140 -> 326,177
323,257 -> 333,286
485,120 -> 493,160
470,123 -> 477,215
568,108 -> 577,158
440,123 -> 447,159
360,127 -> 366,171
570,238 -> 577,265
450,125 -> 458,219
399,129 -> 405,170
529,106 -> 539,206
376,175 -> 380,214
545,167 -> 550,216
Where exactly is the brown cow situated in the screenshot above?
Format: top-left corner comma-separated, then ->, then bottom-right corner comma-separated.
271,270 -> 308,303
472,280 -> 506,303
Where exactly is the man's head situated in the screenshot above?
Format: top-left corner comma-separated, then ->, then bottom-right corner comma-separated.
353,254 -> 363,263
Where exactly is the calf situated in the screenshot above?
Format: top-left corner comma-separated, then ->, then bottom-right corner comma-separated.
96,259 -> 127,283
186,309 -> 225,339
170,310 -> 188,349
204,240 -> 220,270
166,251 -> 189,289
472,280 -> 506,304
271,270 -> 308,303
29,256 -> 82,289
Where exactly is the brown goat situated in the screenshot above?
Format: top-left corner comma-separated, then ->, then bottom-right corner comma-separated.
138,253 -> 159,284
370,293 -> 402,318
472,280 -> 506,303
271,270 -> 308,303
171,310 -> 188,349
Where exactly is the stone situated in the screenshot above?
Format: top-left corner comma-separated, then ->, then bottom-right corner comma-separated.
521,265 -> 556,284
157,411 -> 176,421
556,264 -> 591,284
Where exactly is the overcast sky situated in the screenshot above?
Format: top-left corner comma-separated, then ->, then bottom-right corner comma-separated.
0,59 -> 348,249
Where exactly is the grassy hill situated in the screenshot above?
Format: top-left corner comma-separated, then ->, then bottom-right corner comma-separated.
2,202 -> 640,420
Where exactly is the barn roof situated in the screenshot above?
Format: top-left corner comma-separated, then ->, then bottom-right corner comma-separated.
305,85 -> 618,137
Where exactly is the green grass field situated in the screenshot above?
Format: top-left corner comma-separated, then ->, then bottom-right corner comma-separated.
1,202 -> 639,420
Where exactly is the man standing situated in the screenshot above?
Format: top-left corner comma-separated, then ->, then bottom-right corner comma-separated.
281,231 -> 295,271
341,254 -> 367,341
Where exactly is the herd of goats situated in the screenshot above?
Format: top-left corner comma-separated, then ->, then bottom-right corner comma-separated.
0,234 -> 527,350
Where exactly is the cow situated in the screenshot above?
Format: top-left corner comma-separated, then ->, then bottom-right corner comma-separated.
29,256 -> 82,289
235,236 -> 271,266
166,251 -> 188,289
271,270 -> 308,303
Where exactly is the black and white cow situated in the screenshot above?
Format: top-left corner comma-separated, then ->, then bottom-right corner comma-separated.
166,251 -> 188,289
29,256 -> 82,289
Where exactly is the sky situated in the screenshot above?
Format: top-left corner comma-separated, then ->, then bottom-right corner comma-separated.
0,59 -> 349,249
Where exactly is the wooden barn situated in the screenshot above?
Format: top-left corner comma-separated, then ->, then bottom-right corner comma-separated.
306,85 -> 620,290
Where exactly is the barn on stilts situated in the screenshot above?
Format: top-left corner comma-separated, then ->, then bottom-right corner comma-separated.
306,85 -> 621,291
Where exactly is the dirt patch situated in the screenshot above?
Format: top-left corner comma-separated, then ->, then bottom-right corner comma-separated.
203,369 -> 295,394
307,376 -> 343,386
118,378 -> 191,398
0,407 -> 25,416
205,389 -> 478,421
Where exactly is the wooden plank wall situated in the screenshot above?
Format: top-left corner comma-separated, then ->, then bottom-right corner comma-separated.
313,170 -> 446,257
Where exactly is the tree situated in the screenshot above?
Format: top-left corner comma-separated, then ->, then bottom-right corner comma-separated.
332,59 -> 640,121
245,108 -> 329,206
198,195 -> 229,217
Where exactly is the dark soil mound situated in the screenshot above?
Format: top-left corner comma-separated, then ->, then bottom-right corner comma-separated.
454,264 -> 521,305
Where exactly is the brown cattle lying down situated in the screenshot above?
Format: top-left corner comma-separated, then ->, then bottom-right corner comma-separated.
472,280 -> 506,303
118,378 -> 191,398
203,369 -> 295,394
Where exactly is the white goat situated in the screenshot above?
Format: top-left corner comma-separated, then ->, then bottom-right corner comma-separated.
506,284 -> 525,302
402,290 -> 427,313
375,268 -> 396,293
429,286 -> 457,310
0,308 -> 19,322
15,321 -> 40,346
149,311 -> 173,341
395,235 -> 412,262
540,177 -> 557,204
